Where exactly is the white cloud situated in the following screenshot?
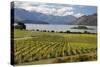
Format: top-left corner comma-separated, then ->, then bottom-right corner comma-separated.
14,1 -> 75,16
74,13 -> 84,18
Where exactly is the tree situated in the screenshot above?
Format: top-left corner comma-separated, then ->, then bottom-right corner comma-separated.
84,31 -> 90,34
51,30 -> 55,32
59,31 -> 63,33
43,30 -> 46,32
66,30 -> 71,33
15,22 -> 26,30
36,29 -> 39,31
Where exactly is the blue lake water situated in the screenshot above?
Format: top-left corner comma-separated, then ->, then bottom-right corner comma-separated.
24,24 -> 97,33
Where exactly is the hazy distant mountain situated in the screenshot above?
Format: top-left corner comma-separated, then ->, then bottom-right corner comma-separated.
11,8 -> 97,26
12,8 -> 77,24
71,13 -> 97,26
21,20 -> 49,24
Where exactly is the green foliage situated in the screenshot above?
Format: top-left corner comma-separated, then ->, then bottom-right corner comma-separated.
36,29 -> 39,31
59,31 -> 63,33
51,30 -> 55,32
66,30 -> 71,33
14,30 -> 97,65
84,31 -> 90,34
72,26 -> 88,29
14,22 -> 26,30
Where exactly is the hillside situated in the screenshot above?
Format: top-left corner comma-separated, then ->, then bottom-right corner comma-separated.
72,13 -> 97,26
12,8 -> 76,24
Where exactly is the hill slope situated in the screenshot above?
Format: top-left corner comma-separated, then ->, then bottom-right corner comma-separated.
72,13 -> 97,26
12,8 -> 77,24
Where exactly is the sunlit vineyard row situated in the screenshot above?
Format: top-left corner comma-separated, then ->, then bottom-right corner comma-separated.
13,30 -> 97,65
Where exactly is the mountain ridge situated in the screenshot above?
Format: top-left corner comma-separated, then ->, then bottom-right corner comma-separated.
12,8 -> 97,26
13,8 -> 77,24
71,13 -> 97,26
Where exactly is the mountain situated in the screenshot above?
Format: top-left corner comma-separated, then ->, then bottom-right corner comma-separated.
12,8 -> 97,26
21,20 -> 49,24
71,13 -> 97,26
12,8 -> 77,24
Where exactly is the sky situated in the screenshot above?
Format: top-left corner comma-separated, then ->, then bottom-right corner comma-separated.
14,1 -> 97,18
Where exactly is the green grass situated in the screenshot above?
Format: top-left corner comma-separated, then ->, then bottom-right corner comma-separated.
13,29 -> 97,65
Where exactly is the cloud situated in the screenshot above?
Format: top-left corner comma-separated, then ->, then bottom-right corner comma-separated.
74,13 -> 84,18
14,1 -> 75,16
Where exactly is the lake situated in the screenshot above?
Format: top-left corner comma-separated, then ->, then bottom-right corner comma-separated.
24,24 -> 97,33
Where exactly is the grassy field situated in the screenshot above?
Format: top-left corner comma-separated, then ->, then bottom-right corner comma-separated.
13,29 -> 97,65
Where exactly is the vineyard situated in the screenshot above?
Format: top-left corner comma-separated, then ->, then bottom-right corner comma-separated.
13,29 -> 97,65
